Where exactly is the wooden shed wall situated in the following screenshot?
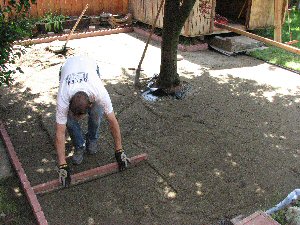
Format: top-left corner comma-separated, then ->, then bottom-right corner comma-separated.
0,0 -> 129,18
248,0 -> 287,29
129,0 -> 164,27
130,0 -> 287,36
130,0 -> 214,37
248,0 -> 275,29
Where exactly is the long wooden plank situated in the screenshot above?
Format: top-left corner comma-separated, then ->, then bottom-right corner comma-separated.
274,0 -> 282,42
32,153 -> 148,195
215,22 -> 300,55
0,121 -> 48,225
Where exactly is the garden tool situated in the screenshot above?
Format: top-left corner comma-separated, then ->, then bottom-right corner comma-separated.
134,0 -> 165,87
56,4 -> 89,53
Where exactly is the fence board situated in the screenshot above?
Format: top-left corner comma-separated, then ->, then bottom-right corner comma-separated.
103,0 -> 110,14
95,0 -> 99,14
0,0 -> 129,17
115,0 -> 122,13
72,0 -> 81,15
89,0 -> 96,15
48,0 -> 57,15
62,0 -> 71,15
28,1 -> 38,17
80,0 -> 89,15
111,0 -> 116,14
69,0 -> 74,15
0,0 -> 128,17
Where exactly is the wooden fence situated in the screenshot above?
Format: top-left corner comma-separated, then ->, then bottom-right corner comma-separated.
0,0 -> 129,18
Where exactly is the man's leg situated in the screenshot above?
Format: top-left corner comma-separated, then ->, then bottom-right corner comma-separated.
86,103 -> 103,154
66,116 -> 85,164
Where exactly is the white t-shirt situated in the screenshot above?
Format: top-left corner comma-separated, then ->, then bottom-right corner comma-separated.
56,55 -> 113,124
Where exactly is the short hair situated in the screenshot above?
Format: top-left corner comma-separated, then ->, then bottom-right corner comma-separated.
69,91 -> 90,116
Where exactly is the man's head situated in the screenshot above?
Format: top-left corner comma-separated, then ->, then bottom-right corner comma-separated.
69,91 -> 91,118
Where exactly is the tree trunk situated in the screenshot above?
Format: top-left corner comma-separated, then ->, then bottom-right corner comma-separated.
157,0 -> 197,89
158,1 -> 181,89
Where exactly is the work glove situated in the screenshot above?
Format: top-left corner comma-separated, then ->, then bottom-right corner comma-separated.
115,149 -> 130,171
58,164 -> 71,187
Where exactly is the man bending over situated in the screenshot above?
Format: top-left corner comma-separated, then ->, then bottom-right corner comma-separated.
55,55 -> 129,187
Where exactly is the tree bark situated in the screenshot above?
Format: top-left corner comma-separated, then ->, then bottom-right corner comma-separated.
158,0 -> 196,89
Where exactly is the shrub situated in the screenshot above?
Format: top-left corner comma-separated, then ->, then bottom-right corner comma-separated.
0,0 -> 36,87
40,13 -> 66,33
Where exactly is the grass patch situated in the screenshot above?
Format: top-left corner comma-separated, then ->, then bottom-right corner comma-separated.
248,7 -> 300,72
270,201 -> 300,225
271,209 -> 287,225
248,43 -> 300,71
0,176 -> 35,225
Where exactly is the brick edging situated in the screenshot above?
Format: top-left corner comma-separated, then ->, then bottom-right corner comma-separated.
0,119 -> 148,224
33,153 -> 148,195
0,121 -> 48,225
14,27 -> 133,45
235,211 -> 280,225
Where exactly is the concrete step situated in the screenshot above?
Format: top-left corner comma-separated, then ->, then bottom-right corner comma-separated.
209,35 -> 265,55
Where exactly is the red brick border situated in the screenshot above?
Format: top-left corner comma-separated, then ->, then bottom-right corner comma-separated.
235,211 -> 280,225
15,27 -> 133,45
0,120 -> 148,223
33,153 -> 148,194
0,121 -> 48,225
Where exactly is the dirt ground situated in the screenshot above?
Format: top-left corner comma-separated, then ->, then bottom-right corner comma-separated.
2,31 -> 300,225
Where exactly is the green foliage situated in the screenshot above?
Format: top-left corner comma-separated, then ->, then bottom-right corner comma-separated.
271,209 -> 287,225
0,0 -> 36,87
270,200 -> 300,225
249,43 -> 300,71
252,7 -> 300,43
40,13 -> 66,32
248,7 -> 300,72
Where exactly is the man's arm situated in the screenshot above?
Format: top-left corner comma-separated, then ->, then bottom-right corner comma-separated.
106,112 -> 130,171
55,123 -> 72,187
106,111 -> 122,151
55,123 -> 67,166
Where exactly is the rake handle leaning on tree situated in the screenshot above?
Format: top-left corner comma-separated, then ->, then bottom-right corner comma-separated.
134,0 -> 165,87
63,4 -> 89,51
